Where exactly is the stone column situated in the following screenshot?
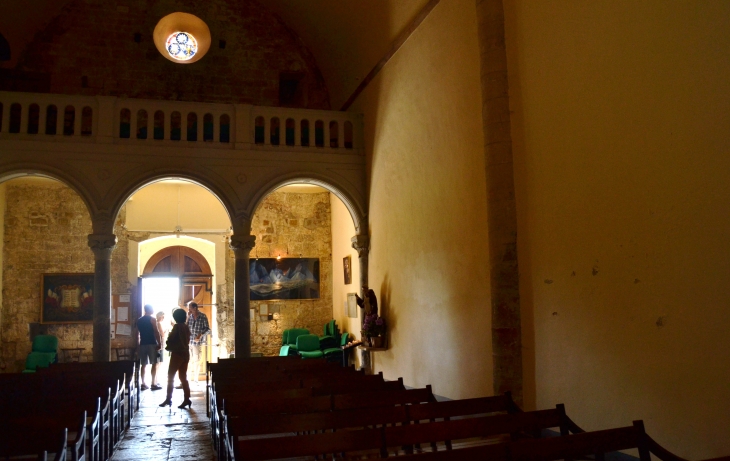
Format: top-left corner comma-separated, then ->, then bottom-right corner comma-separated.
230,234 -> 256,358
88,233 -> 117,362
351,234 -> 371,372
475,0 -> 523,403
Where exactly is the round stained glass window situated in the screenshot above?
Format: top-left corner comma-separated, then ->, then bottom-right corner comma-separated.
166,32 -> 198,61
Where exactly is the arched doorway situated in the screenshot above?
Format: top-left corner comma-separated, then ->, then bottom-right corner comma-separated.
141,245 -> 214,380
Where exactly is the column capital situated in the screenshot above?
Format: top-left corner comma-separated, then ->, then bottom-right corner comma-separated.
229,234 -> 256,259
351,235 -> 370,257
88,233 -> 117,260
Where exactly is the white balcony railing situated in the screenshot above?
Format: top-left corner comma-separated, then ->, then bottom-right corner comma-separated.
0,92 -> 363,153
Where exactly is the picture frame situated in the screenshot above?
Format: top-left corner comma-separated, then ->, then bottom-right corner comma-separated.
41,273 -> 95,324
249,258 -> 320,300
343,255 -> 352,285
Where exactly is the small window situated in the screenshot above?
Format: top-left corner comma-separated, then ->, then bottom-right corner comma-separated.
154,111 -> 164,140
27,104 -> 40,134
344,121 -> 353,149
170,111 -> 181,141
270,117 -> 280,145
46,105 -> 58,135
9,103 -> 21,133
285,118 -> 295,146
254,116 -> 265,144
300,119 -> 310,147
187,112 -> 197,141
203,113 -> 214,141
137,109 -> 148,139
220,114 -> 230,143
329,121 -> 338,148
63,106 -> 75,136
81,106 -> 93,136
119,109 -> 131,138
314,120 -> 324,147
279,72 -> 304,107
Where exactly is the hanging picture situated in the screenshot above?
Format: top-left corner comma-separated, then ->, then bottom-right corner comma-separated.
249,258 -> 320,300
343,255 -> 352,285
41,273 -> 95,324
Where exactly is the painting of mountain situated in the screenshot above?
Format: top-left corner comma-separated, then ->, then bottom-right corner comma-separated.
249,258 -> 320,300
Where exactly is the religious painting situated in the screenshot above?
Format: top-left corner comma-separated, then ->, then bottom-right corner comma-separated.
343,255 -> 352,285
41,273 -> 95,324
249,258 -> 320,300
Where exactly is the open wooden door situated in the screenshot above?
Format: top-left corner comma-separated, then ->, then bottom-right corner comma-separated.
142,245 -> 214,379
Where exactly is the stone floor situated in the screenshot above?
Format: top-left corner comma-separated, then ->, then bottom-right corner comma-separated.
111,380 -> 216,461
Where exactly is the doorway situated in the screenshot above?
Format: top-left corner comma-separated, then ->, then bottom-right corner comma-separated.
142,245 -> 214,380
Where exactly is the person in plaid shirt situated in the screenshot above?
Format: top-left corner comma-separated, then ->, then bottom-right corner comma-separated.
186,302 -> 210,383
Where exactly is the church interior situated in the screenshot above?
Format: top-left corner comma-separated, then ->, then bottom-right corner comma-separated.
1,0 -> 729,459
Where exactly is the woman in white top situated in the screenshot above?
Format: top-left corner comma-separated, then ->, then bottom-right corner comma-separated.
155,311 -> 169,364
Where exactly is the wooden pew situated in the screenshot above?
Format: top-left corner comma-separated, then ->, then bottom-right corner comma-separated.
388,420 -> 719,461
228,406 -> 564,461
0,365 -> 132,461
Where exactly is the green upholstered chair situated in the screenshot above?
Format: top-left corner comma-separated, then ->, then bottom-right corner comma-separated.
279,329 -> 291,356
319,320 -> 338,350
323,332 -> 348,364
286,328 -> 310,356
296,334 -> 324,359
23,334 -> 58,373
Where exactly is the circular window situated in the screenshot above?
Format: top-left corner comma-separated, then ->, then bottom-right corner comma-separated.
166,32 -> 198,61
153,13 -> 211,64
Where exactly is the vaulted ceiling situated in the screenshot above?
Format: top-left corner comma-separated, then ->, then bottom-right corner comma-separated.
0,0 -> 430,108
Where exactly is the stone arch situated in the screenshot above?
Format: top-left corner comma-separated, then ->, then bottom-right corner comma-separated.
246,174 -> 367,235
0,165 -> 97,218
109,171 -> 236,231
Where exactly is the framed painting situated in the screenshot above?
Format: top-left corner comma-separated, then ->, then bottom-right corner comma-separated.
41,273 -> 95,324
343,255 -> 352,285
249,258 -> 320,300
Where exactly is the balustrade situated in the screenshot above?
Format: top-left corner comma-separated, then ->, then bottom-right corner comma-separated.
0,91 -> 363,152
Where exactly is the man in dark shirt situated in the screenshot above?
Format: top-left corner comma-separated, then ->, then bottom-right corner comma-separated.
137,304 -> 162,390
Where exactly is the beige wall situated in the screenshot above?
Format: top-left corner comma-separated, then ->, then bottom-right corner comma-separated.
353,0 -> 493,399
126,182 -> 230,233
505,0 -> 730,457
330,193 -> 361,368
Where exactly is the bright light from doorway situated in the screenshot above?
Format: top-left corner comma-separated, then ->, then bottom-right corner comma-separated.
142,277 -> 180,319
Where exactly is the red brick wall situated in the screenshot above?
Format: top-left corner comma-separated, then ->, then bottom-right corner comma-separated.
12,0 -> 329,109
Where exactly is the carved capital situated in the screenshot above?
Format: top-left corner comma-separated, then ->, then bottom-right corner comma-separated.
351,235 -> 370,258
88,233 -> 117,260
229,234 -> 256,260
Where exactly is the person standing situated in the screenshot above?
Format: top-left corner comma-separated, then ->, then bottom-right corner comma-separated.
137,304 -> 162,390
159,308 -> 191,409
155,311 -> 169,372
186,302 -> 210,383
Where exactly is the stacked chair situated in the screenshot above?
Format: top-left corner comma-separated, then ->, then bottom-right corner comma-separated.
206,356 -> 728,461
278,328 -> 309,356
279,320 -> 346,361
0,360 -> 139,461
23,334 -> 59,373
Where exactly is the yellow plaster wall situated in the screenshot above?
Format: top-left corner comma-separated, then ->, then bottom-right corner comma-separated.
352,0 -> 492,399
505,1 -> 730,457
330,193 -> 361,367
125,182 -> 230,233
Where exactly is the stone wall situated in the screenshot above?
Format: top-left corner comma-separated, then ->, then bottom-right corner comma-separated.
0,179 -> 130,372
242,191 -> 333,357
8,0 -> 329,108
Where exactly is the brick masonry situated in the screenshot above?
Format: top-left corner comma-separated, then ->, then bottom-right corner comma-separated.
8,0 -> 330,109
227,190 -> 333,357
0,180 -> 131,372
476,0 -> 523,404
0,181 -> 334,369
